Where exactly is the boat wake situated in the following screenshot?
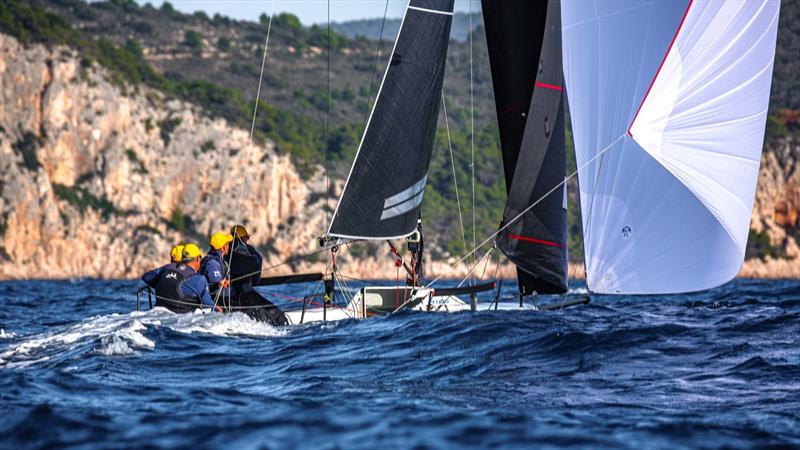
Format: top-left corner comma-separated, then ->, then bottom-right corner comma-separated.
0,308 -> 285,369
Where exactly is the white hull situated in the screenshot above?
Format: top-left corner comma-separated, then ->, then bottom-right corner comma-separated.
284,287 -> 469,325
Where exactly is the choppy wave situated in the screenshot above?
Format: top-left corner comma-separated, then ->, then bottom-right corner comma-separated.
0,278 -> 798,448
0,307 -> 284,368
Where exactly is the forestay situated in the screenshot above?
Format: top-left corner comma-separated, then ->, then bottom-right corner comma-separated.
327,0 -> 455,240
562,0 -> 780,294
484,0 -> 569,295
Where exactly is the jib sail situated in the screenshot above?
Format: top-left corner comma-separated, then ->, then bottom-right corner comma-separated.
327,0 -> 455,240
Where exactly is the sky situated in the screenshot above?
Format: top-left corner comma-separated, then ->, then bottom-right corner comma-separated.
135,1 -> 481,26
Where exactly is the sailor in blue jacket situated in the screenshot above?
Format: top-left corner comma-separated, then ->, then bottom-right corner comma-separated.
200,232 -> 233,296
141,243 -> 218,313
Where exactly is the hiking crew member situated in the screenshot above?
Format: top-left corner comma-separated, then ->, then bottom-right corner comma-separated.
141,243 -> 217,313
200,232 -> 233,296
227,224 -> 287,326
229,225 -> 263,293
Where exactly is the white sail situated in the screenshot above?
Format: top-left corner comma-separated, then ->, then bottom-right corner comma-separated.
562,0 -> 780,294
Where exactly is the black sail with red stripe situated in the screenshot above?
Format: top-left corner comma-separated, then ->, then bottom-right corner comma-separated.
483,0 -> 568,294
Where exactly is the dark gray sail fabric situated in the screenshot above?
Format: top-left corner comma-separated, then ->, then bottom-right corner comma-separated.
484,0 -> 568,294
327,0 -> 454,240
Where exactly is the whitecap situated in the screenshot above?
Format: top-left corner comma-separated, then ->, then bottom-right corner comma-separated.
166,310 -> 286,338
0,329 -> 17,339
0,307 -> 284,368
94,320 -> 155,356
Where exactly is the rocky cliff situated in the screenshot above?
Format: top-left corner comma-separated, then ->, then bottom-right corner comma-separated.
744,133 -> 800,277
0,34 -> 798,281
0,34 -> 339,280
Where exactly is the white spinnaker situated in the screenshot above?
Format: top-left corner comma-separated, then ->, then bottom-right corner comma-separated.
562,0 -> 780,294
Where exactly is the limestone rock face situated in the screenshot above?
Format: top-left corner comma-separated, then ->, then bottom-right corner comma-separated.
0,34 -> 337,279
745,135 -> 800,278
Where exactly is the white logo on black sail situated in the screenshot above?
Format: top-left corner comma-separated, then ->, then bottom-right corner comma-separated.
381,174 -> 428,220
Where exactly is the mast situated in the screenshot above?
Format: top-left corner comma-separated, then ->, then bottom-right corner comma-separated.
326,0 -> 455,241
483,0 -> 568,295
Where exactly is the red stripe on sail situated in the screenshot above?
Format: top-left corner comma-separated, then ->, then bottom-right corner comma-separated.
535,82 -> 563,91
509,234 -> 563,248
628,0 -> 694,138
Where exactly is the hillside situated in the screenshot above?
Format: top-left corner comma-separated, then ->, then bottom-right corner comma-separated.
331,12 -> 481,42
0,0 -> 798,280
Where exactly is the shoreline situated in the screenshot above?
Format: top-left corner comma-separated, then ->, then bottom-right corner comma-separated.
1,259 -> 797,282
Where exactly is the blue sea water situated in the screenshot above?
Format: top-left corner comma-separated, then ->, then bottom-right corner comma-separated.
0,278 -> 798,449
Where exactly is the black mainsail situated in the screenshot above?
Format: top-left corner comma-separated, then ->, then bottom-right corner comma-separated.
483,0 -> 568,295
327,0 -> 455,240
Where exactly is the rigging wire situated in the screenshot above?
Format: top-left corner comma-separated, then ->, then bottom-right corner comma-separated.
441,91 -> 468,256
468,0 -> 477,274
580,149 -> 609,285
425,133 -> 628,289
234,0 -> 277,224
218,0 -> 276,304
325,0 -> 332,230
361,0 -> 391,133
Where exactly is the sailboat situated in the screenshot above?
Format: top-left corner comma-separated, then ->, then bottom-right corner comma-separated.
295,0 -> 491,323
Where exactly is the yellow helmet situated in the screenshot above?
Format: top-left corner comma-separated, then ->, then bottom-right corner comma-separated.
231,224 -> 249,240
209,232 -> 233,250
181,243 -> 203,261
169,244 -> 185,263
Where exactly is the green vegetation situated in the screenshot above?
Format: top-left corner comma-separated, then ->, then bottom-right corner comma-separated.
0,1 -> 74,44
159,2 -> 175,14
183,30 -> 201,49
746,228 -> 785,260
53,183 -> 121,220
124,148 -> 148,174
134,224 -> 162,237
168,207 -> 193,234
158,117 -> 181,146
200,140 -> 216,153
192,11 -> 209,21
11,131 -> 42,172
217,36 -> 231,51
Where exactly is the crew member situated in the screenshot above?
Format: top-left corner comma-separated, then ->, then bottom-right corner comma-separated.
200,232 -> 233,295
228,225 -> 287,326
229,224 -> 263,292
141,243 -> 218,313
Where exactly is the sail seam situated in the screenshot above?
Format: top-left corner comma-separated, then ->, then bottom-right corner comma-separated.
408,6 -> 453,16
628,0 -> 694,137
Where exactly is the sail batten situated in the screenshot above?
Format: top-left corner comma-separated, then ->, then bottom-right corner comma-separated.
327,0 -> 454,241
